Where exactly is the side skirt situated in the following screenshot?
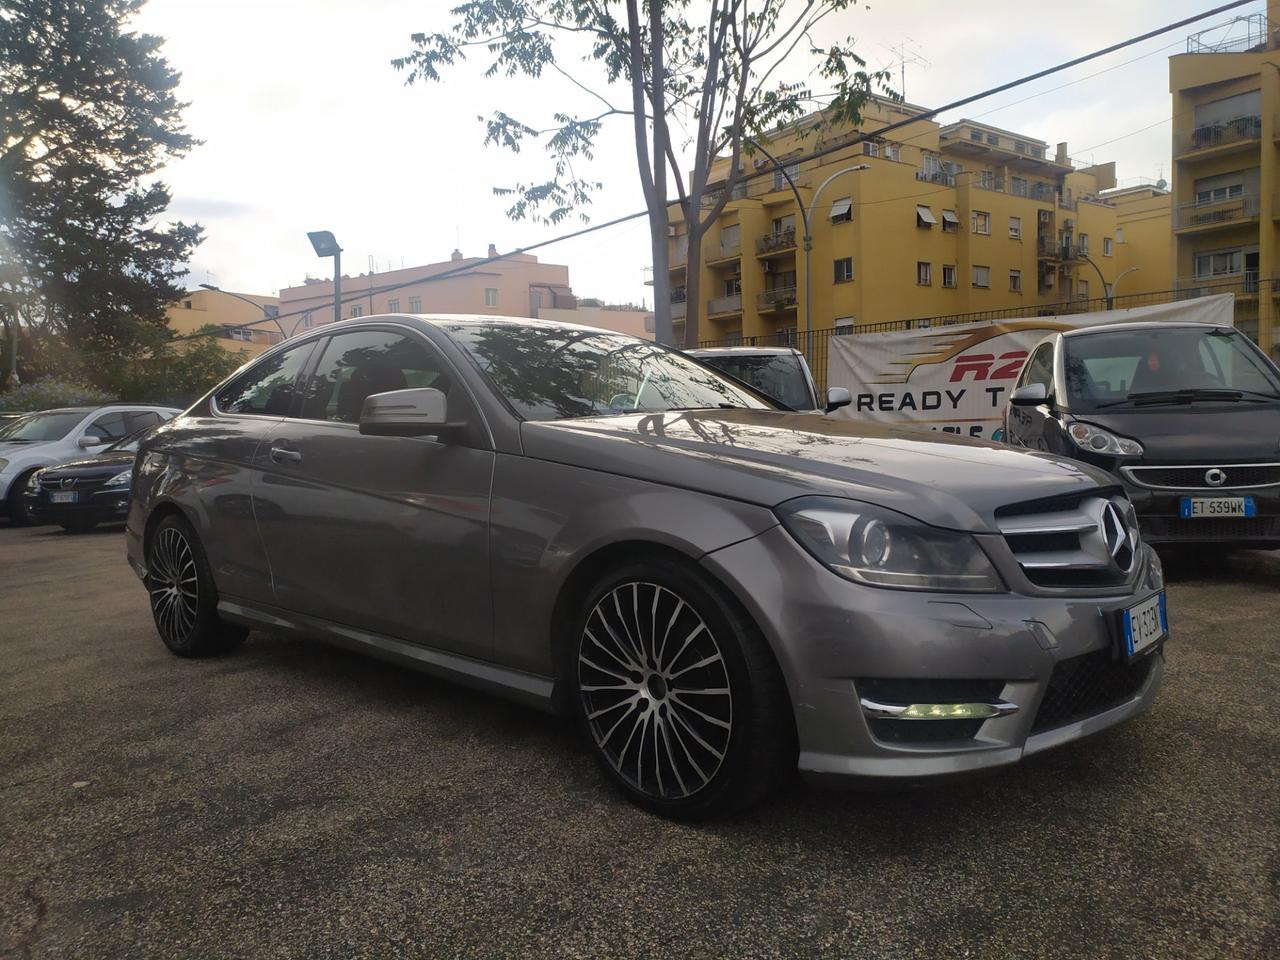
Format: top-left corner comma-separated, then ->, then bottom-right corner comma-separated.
218,599 -> 559,714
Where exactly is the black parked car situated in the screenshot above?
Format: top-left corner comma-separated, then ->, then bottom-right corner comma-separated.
24,428 -> 151,532
1002,320 -> 1280,549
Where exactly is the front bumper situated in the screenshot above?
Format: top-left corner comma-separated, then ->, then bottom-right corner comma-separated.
700,525 -> 1165,783
25,487 -> 132,526
1121,478 -> 1280,547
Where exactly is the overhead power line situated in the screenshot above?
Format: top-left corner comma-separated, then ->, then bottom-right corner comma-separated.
148,0 -> 1253,350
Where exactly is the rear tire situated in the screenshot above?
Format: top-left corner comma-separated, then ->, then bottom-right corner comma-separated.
146,514 -> 247,657
6,470 -> 39,526
568,557 -> 795,820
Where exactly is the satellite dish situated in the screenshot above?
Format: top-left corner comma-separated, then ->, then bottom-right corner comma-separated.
1156,178 -> 1168,190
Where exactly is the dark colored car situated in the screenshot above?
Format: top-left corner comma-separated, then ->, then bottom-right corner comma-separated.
127,316 -> 1166,819
24,429 -> 151,532
686,347 -> 850,413
1002,320 -> 1280,549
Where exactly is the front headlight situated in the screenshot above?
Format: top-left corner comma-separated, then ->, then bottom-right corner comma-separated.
776,497 -> 1004,592
1066,419 -> 1143,457
26,469 -> 44,491
104,469 -> 132,488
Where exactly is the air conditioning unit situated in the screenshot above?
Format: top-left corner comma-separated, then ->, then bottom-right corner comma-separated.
1063,219 -> 1075,230
762,261 -> 775,273
1042,270 -> 1055,288
1038,209 -> 1051,224
753,157 -> 768,169
667,225 -> 677,237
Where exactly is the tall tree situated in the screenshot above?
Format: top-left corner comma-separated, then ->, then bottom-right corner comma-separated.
0,0 -> 201,388
395,1 -> 888,346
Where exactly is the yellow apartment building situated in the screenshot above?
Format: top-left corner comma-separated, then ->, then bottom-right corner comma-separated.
166,287 -> 283,359
1107,185 -> 1175,294
668,98 -> 1166,346
1168,3 -> 1280,356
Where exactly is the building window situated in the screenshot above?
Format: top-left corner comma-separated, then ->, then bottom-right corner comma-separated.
1116,228 -> 1125,244
388,299 -> 400,312
302,312 -> 313,330
830,197 -> 852,223
408,296 -> 422,312
916,261 -> 932,286
264,304 -> 280,319
485,288 -> 499,307
972,265 -> 991,288
972,211 -> 990,235
942,264 -> 957,288
1079,233 -> 1089,255
941,209 -> 959,233
1196,182 -> 1244,205
1010,176 -> 1028,197
1009,269 -> 1022,292
883,143 -> 901,162
916,205 -> 937,228
1194,250 -> 1243,277
1102,237 -> 1113,257
986,133 -> 999,146
834,257 -> 854,283
969,130 -> 983,142
979,169 -> 995,189
1079,279 -> 1090,299
863,141 -> 880,158
227,327 -> 252,342
1008,216 -> 1022,239
1014,141 -> 1027,154
834,317 -> 856,334
772,163 -> 799,191
183,300 -> 192,309
724,277 -> 741,296
350,305 -> 363,318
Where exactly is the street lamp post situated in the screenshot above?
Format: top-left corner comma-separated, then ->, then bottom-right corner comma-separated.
307,231 -> 343,324
198,284 -> 287,339
1079,255 -> 1139,310
744,137 -> 869,335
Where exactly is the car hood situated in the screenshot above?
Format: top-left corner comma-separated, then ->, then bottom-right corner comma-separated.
521,409 -> 1114,533
0,440 -> 51,458
41,451 -> 135,476
1072,404 -> 1280,462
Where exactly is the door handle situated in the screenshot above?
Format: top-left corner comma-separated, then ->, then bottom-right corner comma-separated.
269,445 -> 302,464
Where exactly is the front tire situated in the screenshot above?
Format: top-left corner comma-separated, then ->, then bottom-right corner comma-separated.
6,470 -> 39,526
570,559 -> 795,820
146,514 -> 247,657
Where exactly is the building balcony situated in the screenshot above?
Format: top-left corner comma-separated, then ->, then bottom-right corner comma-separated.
915,169 -> 955,186
707,293 -> 743,316
757,286 -> 799,312
670,298 -> 687,320
1175,194 -> 1260,232
756,228 -> 797,256
1176,272 -> 1260,299
1036,235 -> 1058,259
1186,13 -> 1276,54
706,241 -> 741,265
1175,115 -> 1262,160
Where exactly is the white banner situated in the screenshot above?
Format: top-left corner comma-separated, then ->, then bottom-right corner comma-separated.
826,295 -> 1235,441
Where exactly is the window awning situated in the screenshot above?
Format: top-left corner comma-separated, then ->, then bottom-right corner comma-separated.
829,197 -> 852,220
916,205 -> 937,224
941,209 -> 960,225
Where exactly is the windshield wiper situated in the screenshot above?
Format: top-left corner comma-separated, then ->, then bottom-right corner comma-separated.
1096,388 -> 1254,408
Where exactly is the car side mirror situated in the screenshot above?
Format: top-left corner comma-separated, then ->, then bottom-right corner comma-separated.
358,388 -> 467,440
78,435 -> 108,449
824,386 -> 852,413
1009,383 -> 1050,406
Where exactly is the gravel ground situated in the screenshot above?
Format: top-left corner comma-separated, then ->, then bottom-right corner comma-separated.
0,523 -> 1277,959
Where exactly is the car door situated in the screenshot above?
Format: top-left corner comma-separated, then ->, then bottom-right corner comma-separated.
197,339 -> 320,605
1006,341 -> 1056,451
251,324 -> 495,660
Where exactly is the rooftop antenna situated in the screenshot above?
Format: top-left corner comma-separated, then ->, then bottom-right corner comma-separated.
885,37 -> 930,101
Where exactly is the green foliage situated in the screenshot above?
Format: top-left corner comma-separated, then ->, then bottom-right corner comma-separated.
0,0 -> 202,381
0,377 -> 114,412
104,325 -> 247,407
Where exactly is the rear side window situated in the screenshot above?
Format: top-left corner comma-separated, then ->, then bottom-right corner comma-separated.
215,344 -> 314,416
299,328 -> 455,423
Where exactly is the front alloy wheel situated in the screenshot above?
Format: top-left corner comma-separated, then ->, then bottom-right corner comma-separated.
146,514 -> 246,657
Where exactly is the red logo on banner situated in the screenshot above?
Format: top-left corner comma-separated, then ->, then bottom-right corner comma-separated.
949,350 -> 1029,382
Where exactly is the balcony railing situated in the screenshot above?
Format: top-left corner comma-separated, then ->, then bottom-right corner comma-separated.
915,169 -> 955,186
670,299 -> 687,320
1037,235 -> 1058,257
756,228 -> 797,255
707,294 -> 743,315
709,241 -> 741,261
1176,271 -> 1260,296
1175,194 -> 1260,230
1178,115 -> 1262,155
1186,13 -> 1276,54
758,286 -> 799,311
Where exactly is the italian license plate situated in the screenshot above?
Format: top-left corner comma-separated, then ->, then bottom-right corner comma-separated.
49,491 -> 78,504
1180,496 -> 1255,518
1122,592 -> 1167,660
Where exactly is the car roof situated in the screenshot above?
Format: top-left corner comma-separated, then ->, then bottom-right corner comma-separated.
1061,320 -> 1234,339
17,404 -> 180,416
687,347 -> 801,356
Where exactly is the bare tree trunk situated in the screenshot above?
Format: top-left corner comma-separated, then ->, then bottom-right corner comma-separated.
683,221 -> 704,347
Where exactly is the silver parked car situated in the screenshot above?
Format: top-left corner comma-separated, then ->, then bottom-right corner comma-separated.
128,316 -> 1168,819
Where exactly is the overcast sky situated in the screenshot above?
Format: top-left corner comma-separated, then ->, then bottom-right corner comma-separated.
133,0 -> 1267,306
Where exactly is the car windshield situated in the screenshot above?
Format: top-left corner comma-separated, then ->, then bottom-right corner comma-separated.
695,353 -> 813,409
0,411 -> 85,442
1064,327 -> 1280,409
445,323 -> 774,420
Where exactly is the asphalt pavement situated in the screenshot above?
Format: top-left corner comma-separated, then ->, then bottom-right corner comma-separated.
0,523 -> 1277,959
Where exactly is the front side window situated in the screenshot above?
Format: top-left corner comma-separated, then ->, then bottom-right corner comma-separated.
299,329 -> 453,424
85,412 -> 129,441
0,411 -> 85,442
445,322 -> 772,421
215,343 -> 314,416
1020,343 -> 1055,389
1064,327 -> 1280,409
125,411 -> 162,433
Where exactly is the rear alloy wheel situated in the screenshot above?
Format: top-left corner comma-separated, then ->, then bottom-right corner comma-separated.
146,515 -> 246,657
573,563 -> 794,819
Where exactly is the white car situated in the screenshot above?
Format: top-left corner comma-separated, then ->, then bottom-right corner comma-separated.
0,405 -> 181,524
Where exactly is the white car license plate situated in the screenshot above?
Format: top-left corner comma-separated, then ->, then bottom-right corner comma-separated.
1122,592 -> 1167,660
1180,496 -> 1255,518
49,491 -> 78,504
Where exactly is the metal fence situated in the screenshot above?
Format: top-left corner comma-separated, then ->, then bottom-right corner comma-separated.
696,278 -> 1280,393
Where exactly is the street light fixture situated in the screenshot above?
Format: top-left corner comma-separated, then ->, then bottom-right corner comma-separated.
198,284 -> 287,339
307,230 -> 343,324
744,137 -> 870,336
